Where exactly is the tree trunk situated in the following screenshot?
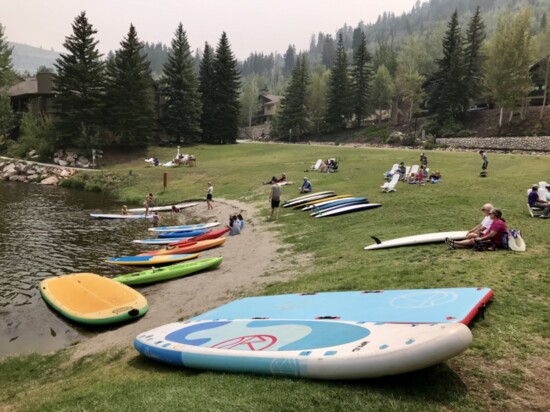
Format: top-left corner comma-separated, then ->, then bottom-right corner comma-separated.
508,108 -> 514,125
498,107 -> 504,129
541,56 -> 550,123
377,107 -> 381,124
391,97 -> 399,125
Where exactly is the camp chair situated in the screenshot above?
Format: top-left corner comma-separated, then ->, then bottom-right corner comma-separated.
384,164 -> 398,180
538,181 -> 548,200
381,173 -> 400,192
311,159 -> 322,171
406,165 -> 420,183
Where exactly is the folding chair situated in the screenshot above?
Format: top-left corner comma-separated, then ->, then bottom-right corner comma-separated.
381,173 -> 400,192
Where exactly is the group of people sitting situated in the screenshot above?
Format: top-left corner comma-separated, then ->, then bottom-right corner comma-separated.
446,203 -> 508,251
528,184 -> 550,218
228,214 -> 244,236
319,158 -> 338,173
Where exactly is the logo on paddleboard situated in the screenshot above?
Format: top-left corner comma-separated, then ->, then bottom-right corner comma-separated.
211,335 -> 277,351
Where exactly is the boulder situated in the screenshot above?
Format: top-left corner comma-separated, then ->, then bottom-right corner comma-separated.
41,175 -> 60,185
9,175 -> 27,182
58,159 -> 68,167
59,169 -> 72,177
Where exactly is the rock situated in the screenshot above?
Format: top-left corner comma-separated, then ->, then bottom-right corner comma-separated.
41,175 -> 60,185
58,160 -> 68,167
59,169 -> 72,177
27,174 -> 39,181
9,175 -> 27,182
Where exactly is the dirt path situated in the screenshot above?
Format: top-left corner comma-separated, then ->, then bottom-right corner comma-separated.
73,198 -> 306,358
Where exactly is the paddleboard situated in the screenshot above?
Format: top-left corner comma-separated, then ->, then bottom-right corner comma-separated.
133,238 -> 190,245
282,193 -> 338,208
134,319 -> 472,379
90,213 -> 153,219
137,238 -> 226,256
283,191 -> 335,205
157,229 -> 208,239
310,200 -> 369,216
106,253 -> 199,266
149,222 -> 220,233
314,203 -> 382,218
364,231 -> 469,250
302,197 -> 367,211
128,203 -> 198,213
40,273 -> 148,325
191,288 -> 494,325
113,257 -> 223,286
168,228 -> 230,246
293,195 -> 353,209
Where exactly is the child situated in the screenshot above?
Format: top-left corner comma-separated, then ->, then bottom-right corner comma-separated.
121,205 -> 128,215
152,212 -> 160,227
237,214 -> 244,230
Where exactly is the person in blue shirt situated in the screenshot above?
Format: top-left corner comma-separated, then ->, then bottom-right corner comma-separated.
300,177 -> 312,193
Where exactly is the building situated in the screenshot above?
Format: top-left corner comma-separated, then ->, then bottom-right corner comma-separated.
8,72 -> 54,115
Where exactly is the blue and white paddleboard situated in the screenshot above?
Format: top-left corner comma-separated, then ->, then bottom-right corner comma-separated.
149,222 -> 220,233
190,288 -> 494,325
310,200 -> 369,216
157,229 -> 208,239
133,238 -> 190,245
134,319 -> 472,379
302,197 -> 368,211
90,213 -> 153,219
314,203 -> 382,218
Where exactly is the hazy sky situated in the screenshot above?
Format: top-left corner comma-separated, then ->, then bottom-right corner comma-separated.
3,0 -> 419,59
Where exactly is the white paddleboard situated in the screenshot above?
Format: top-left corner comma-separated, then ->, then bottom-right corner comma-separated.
282,192 -> 337,208
90,213 -> 153,219
314,203 -> 382,218
364,231 -> 469,250
149,222 -> 220,233
128,203 -> 198,213
134,319 -> 472,380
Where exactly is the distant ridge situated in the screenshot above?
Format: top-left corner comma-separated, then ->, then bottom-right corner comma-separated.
9,42 -> 60,74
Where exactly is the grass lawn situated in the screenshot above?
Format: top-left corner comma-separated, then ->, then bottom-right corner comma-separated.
1,143 -> 549,411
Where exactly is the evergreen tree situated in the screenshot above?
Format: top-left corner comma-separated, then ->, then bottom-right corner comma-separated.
161,23 -> 202,144
53,12 -> 105,150
0,23 -> 16,88
283,45 -> 296,76
324,33 -> 351,131
0,23 -> 15,139
351,31 -> 372,127
277,55 -> 310,140
198,42 -> 216,143
373,42 -> 398,76
426,10 -> 465,130
210,32 -> 241,144
463,6 -> 486,110
322,35 -> 336,69
351,27 -> 364,55
103,24 -> 155,147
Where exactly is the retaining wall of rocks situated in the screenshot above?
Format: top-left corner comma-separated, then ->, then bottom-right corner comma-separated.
436,136 -> 550,152
0,158 -> 78,185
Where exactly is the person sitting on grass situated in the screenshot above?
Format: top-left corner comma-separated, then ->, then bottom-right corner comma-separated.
429,170 -> 442,182
446,209 -> 507,250
528,185 -> 550,218
300,177 -> 312,193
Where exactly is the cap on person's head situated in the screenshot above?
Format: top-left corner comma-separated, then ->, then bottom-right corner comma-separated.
482,203 -> 493,211
532,185 -> 539,190
489,208 -> 502,218
304,176 -> 308,180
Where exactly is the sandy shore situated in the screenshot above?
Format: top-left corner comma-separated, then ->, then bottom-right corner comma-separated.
73,198 -> 305,358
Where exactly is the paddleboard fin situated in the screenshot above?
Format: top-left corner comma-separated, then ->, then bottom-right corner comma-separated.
371,236 -> 382,244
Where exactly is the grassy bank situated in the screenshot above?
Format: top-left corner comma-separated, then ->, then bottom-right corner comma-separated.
1,143 -> 549,411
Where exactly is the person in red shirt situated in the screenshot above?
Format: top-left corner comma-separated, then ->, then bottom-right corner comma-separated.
446,209 -> 507,250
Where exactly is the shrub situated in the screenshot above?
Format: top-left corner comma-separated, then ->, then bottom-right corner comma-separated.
59,178 -> 85,190
6,112 -> 55,161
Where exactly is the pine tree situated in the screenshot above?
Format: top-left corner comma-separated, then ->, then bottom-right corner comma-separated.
0,23 -> 15,138
161,23 -> 202,144
103,24 -> 155,147
324,33 -> 351,131
426,10 -> 465,130
351,31 -> 372,127
322,35 -> 336,69
283,45 -> 296,76
210,32 -> 241,144
463,6 -> 486,111
198,42 -> 216,143
53,12 -> 105,150
277,55 -> 310,140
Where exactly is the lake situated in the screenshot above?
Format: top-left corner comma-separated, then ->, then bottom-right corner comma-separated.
0,182 -> 180,358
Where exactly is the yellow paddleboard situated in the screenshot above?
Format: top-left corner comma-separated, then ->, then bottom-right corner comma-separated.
40,273 -> 148,325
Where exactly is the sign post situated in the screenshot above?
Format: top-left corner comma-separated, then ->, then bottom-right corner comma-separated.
163,172 -> 167,192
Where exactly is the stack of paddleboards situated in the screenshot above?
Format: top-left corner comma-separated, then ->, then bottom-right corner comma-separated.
133,222 -> 224,245
134,287 -> 491,379
283,191 -> 381,218
90,203 -> 198,219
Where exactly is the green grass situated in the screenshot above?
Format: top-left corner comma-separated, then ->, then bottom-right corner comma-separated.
1,143 -> 549,411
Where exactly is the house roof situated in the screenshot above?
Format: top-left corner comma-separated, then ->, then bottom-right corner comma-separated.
7,78 -> 38,97
260,94 -> 282,104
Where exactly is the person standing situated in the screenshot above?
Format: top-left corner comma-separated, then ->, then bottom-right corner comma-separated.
206,182 -> 214,210
479,150 -> 488,175
269,181 -> 282,220
152,212 -> 160,227
144,193 -> 154,216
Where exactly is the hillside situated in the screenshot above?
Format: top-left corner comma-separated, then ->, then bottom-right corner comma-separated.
9,42 -> 59,74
